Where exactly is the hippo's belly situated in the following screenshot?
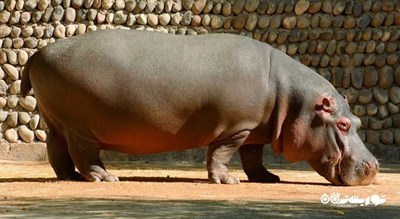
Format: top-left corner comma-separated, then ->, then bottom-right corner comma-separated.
96,120 -> 222,154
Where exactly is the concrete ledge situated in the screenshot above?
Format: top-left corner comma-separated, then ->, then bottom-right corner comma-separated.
0,140 -> 209,163
0,140 -> 47,161
0,140 -> 285,164
1,140 -> 398,165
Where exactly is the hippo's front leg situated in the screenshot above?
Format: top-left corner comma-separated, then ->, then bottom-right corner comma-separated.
65,133 -> 119,182
207,131 -> 251,184
239,144 -> 280,183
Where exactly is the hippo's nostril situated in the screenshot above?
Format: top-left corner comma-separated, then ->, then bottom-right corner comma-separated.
364,160 -> 379,178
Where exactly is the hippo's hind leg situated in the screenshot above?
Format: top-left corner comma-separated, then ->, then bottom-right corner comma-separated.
239,144 -> 280,183
47,126 -> 83,181
65,132 -> 119,182
207,131 -> 251,184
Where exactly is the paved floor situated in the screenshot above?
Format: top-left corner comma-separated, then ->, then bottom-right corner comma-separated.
0,161 -> 399,218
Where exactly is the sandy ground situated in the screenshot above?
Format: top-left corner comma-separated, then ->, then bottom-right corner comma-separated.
0,161 -> 399,218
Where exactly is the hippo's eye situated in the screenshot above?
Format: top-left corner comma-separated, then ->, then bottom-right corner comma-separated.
337,119 -> 351,135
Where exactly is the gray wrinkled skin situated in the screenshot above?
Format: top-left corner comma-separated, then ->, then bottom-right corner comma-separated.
21,30 -> 378,185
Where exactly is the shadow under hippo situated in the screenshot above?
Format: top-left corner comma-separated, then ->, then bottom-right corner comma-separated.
21,30 -> 378,186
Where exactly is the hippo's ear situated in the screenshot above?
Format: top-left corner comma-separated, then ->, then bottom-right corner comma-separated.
315,97 -> 334,114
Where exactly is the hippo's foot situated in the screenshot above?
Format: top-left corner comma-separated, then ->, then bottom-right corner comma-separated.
57,171 -> 85,181
247,169 -> 280,183
65,133 -> 119,182
239,144 -> 280,183
81,165 -> 119,182
208,168 -> 240,184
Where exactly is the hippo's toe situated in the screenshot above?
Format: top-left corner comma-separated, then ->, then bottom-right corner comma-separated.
80,166 -> 119,182
84,171 -> 119,182
104,174 -> 120,182
209,172 -> 240,184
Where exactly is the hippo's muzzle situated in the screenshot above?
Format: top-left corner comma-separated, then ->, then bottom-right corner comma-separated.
312,152 -> 378,186
318,133 -> 379,186
333,153 -> 379,186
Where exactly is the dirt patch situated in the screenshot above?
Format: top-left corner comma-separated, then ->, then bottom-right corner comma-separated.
1,161 -> 399,218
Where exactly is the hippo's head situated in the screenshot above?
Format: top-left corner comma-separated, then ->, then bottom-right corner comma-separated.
279,93 -> 378,186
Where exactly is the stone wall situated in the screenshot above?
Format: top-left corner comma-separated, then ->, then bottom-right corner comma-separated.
0,0 -> 399,162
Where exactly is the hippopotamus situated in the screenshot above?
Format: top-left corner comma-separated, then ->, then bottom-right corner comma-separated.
21,30 -> 378,186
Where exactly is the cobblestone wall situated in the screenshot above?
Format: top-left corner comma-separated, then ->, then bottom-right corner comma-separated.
0,0 -> 399,162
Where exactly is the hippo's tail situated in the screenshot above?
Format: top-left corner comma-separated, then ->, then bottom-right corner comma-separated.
21,52 -> 36,97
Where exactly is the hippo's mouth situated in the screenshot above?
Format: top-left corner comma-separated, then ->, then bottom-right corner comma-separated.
317,151 -> 345,186
331,159 -> 345,185
335,174 -> 345,185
